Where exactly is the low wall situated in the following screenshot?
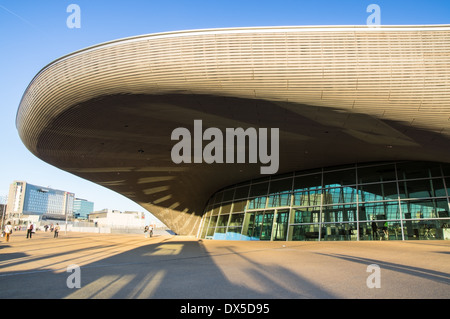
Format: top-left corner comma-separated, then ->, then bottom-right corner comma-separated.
61,224 -> 174,236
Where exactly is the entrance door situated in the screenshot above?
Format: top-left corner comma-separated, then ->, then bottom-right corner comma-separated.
260,210 -> 274,240
273,209 -> 289,241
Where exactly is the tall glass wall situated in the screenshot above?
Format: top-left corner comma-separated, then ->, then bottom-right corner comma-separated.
199,162 -> 450,241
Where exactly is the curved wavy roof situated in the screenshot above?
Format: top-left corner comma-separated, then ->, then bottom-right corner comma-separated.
17,25 -> 450,235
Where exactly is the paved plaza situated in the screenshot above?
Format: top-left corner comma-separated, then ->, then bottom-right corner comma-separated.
0,230 -> 449,299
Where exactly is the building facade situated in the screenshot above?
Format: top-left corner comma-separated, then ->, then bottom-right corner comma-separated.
88,209 -> 146,229
6,181 -> 74,224
200,161 -> 450,241
16,25 -> 450,238
73,198 -> 94,219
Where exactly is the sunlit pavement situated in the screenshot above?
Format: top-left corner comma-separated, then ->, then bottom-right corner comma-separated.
0,230 -> 449,299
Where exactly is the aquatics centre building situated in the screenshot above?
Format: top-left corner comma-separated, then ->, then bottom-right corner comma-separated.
16,25 -> 450,241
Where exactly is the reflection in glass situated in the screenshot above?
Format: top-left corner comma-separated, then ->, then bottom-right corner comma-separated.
401,199 -> 449,219
248,196 -> 266,210
322,223 -> 357,241
322,205 -> 357,223
398,178 -> 446,199
229,213 -> 244,227
358,183 -> 398,202
358,201 -> 400,221
293,189 -> 322,206
291,207 -> 320,224
289,224 -> 320,241
322,186 -> 357,204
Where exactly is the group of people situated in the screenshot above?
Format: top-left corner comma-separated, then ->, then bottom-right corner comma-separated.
2,221 -> 61,242
371,220 -> 389,240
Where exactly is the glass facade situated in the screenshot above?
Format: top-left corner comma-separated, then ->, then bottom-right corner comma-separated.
22,183 -> 74,220
199,162 -> 450,241
73,198 -> 95,219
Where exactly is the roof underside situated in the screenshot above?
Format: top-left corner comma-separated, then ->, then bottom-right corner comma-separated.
16,25 -> 450,235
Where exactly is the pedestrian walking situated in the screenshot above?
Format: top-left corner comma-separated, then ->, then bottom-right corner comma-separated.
144,225 -> 149,238
26,222 -> 34,239
54,223 -> 60,238
4,222 -> 13,242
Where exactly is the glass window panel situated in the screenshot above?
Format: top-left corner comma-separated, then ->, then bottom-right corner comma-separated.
247,196 -> 266,210
200,216 -> 210,238
234,185 -> 250,199
232,200 -> 247,212
269,178 -> 292,194
358,182 -> 398,202
260,211 -> 274,240
322,205 -> 357,223
229,213 -> 244,227
289,224 -> 321,241
267,193 -> 291,207
211,204 -> 221,215
398,179 -> 446,199
403,219 -> 450,240
401,199 -> 449,219
291,207 -> 320,224
358,201 -> 400,221
322,186 -> 357,204
434,179 -> 447,197
208,215 -> 218,227
252,212 -> 265,240
206,227 -> 216,237
242,212 -> 257,240
357,164 -> 397,183
249,182 -> 269,197
293,174 -> 322,191
323,169 -> 356,187
221,202 -> 232,214
322,223 -> 358,241
359,221 -> 403,241
293,190 -> 322,206
217,214 -> 229,227
273,210 -> 289,241
222,188 -> 235,202
396,162 -> 442,180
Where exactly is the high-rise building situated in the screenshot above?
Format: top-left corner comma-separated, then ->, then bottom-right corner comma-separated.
6,181 -> 74,224
73,198 -> 94,220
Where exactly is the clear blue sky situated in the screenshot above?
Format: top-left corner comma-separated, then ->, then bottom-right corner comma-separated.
1,0 -> 449,221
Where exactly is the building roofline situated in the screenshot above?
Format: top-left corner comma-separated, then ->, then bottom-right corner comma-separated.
15,24 -> 450,126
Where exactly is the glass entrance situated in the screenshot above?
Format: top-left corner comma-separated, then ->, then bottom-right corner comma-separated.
242,210 -> 274,240
260,211 -> 274,240
273,209 -> 289,240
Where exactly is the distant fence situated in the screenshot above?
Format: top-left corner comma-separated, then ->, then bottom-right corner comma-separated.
33,220 -> 173,235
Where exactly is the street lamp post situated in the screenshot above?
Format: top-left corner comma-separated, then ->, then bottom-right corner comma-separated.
0,196 -> 7,231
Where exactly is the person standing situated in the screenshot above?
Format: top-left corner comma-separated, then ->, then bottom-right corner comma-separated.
26,222 -> 34,239
371,219 -> 378,240
4,222 -> 13,242
54,223 -> 60,238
